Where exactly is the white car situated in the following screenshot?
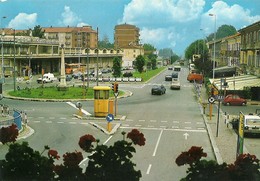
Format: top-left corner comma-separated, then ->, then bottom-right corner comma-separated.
170,78 -> 180,90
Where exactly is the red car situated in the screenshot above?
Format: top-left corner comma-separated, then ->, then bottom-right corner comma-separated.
222,94 -> 247,106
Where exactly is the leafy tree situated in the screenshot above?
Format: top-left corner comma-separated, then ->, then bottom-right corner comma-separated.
207,24 -> 237,41
32,25 -> 45,38
112,56 -> 122,77
143,43 -> 156,55
171,53 -> 180,64
99,34 -> 114,49
135,55 -> 145,73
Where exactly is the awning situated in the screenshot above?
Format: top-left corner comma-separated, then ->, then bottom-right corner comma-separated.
210,75 -> 260,90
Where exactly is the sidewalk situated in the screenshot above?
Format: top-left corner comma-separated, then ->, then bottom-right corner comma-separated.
199,85 -> 245,164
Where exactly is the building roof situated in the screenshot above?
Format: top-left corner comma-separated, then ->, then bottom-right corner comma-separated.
43,26 -> 96,33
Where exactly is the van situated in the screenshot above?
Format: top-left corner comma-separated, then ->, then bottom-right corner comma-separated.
187,73 -> 203,83
37,73 -> 57,83
243,115 -> 260,135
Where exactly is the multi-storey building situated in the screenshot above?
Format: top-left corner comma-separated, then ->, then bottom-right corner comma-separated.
114,24 -> 144,67
43,26 -> 98,49
220,33 -> 241,67
239,20 -> 260,76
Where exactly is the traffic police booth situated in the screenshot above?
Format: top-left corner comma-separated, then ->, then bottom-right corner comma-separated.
93,86 -> 111,117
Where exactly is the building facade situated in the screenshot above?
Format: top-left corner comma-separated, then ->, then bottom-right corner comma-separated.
114,23 -> 144,67
239,21 -> 260,76
43,26 -> 98,49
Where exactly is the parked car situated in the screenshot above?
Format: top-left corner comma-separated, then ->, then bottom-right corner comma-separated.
168,66 -> 173,70
222,94 -> 247,106
151,85 -> 166,95
172,72 -> 179,78
165,75 -> 172,81
170,78 -> 180,90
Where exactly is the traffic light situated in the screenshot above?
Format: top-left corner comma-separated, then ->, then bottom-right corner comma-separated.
115,83 -> 118,93
112,83 -> 114,92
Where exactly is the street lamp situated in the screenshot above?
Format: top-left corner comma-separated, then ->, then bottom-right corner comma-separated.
13,28 -> 16,91
209,13 -> 216,80
1,16 -> 7,83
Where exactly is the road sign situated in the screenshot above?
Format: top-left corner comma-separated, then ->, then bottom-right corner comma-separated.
208,96 -> 215,103
106,113 -> 114,122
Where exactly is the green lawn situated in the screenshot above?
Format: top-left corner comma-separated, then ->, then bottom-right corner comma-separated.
133,67 -> 166,82
8,86 -> 120,99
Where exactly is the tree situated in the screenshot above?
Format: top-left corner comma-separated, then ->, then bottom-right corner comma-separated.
207,24 -> 237,41
32,25 -> 45,38
143,43 -> 156,55
112,56 -> 122,77
99,34 -> 114,49
135,55 -> 145,73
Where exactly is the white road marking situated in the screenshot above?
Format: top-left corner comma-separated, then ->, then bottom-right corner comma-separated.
153,129 -> 163,156
60,117 -> 67,120
150,120 -> 157,122
173,121 -> 179,123
126,119 -> 133,122
184,127 -> 192,129
46,121 -> 52,123
33,121 -> 40,123
160,126 -> 167,128
196,122 -> 204,124
184,122 -> 191,124
120,126 -> 206,133
135,125 -> 142,127
57,121 -> 64,124
66,102 -> 91,116
69,122 -> 77,124
146,164 -> 152,175
139,120 -> 145,122
148,125 -> 154,128
38,117 -> 44,119
161,120 -> 168,123
49,117 -> 55,119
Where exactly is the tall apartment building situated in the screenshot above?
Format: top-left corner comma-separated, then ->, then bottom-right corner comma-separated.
114,23 -> 143,67
43,26 -> 98,49
114,24 -> 141,49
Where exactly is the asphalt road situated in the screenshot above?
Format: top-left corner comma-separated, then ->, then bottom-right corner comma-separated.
1,67 -> 259,180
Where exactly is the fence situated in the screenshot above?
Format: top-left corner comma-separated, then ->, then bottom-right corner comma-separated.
0,104 -> 23,130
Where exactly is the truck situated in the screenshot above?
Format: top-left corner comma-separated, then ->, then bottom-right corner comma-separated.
187,73 -> 203,83
37,73 -> 57,83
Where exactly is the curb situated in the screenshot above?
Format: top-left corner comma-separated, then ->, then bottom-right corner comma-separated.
89,122 -> 121,135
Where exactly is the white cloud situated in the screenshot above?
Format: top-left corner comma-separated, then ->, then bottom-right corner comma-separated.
0,0 -> 7,2
8,13 -> 37,29
201,1 -> 260,34
121,0 -> 205,25
120,0 -> 205,54
77,22 -> 89,27
61,6 -> 81,26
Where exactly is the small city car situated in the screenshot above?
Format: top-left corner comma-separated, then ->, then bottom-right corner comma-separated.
165,75 -> 172,81
151,85 -> 166,95
168,67 -> 173,70
222,94 -> 247,106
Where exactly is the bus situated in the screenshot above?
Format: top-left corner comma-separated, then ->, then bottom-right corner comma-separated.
173,65 -> 181,71
65,63 -> 86,74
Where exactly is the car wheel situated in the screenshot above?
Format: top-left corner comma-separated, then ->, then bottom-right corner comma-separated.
226,102 -> 230,106
242,102 -> 246,106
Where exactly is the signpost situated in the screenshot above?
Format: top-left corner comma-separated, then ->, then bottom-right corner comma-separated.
106,113 -> 114,132
236,112 -> 244,158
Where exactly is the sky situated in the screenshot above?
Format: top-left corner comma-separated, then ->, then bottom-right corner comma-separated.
0,0 -> 259,56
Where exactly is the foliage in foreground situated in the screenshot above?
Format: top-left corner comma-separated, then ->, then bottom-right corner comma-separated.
0,125 -> 146,180
176,146 -> 260,181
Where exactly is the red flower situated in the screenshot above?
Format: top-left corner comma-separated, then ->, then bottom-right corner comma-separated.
0,124 -> 19,144
63,151 -> 83,167
48,149 -> 60,160
78,134 -> 96,152
175,146 -> 207,166
127,129 -> 146,146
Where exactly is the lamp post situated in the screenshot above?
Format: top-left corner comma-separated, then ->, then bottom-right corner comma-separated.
1,16 -> 6,83
13,29 -> 16,91
209,13 -> 216,80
